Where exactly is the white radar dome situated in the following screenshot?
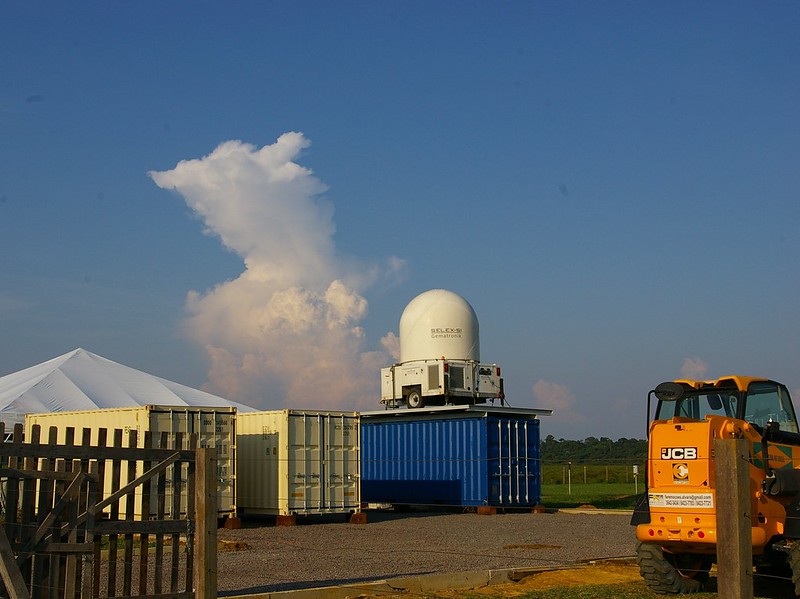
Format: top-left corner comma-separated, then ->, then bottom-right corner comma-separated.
399,289 -> 480,363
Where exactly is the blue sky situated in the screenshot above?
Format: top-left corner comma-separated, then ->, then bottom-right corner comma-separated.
1,2 -> 798,440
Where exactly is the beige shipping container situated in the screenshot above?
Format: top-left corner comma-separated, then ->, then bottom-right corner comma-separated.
25,405 -> 236,518
237,410 -> 360,516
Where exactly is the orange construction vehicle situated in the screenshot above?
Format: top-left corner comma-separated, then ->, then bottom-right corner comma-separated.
632,376 -> 800,593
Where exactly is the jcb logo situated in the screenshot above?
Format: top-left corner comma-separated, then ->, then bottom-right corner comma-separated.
661,447 -> 698,460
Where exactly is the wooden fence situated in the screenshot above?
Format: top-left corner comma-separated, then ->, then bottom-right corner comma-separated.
0,423 -> 216,599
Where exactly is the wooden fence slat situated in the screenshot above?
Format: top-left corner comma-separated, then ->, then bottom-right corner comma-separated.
92,428 -> 108,599
61,429 -> 83,599
58,427 -> 76,599
122,430 -> 138,598
153,432 -> 168,596
194,448 -> 216,599
169,432 -> 183,593
184,434 -> 197,592
30,426 -> 54,599
49,447 -> 68,599
107,429 -> 123,597
3,424 -> 22,564
138,431 -> 153,596
73,427 -> 92,599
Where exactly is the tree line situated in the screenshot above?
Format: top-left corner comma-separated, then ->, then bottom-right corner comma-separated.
540,435 -> 647,464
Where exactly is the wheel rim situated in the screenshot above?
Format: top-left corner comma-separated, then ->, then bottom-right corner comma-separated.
667,551 -> 711,581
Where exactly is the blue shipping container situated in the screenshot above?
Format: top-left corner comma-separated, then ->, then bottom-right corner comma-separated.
360,406 -> 545,507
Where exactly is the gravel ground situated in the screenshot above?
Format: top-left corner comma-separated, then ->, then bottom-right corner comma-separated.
216,509 -> 636,595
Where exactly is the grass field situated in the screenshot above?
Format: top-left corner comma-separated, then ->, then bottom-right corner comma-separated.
541,481 -> 639,509
540,464 -> 644,509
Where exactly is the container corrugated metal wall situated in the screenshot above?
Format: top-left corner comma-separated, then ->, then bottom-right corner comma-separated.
25,405 -> 237,518
237,410 -> 360,516
360,408 -> 541,507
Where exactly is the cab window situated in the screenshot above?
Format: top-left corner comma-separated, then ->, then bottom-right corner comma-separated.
656,390 -> 738,420
744,382 -> 799,433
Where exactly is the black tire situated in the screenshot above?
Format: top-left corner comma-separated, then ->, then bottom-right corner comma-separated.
635,541 -> 711,594
788,541 -> 800,595
754,547 -> 791,580
406,389 -> 424,409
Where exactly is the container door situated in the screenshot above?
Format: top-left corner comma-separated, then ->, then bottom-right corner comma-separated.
149,409 -> 189,517
257,426 -> 280,510
285,413 -> 360,514
185,409 -> 236,515
149,408 -> 236,517
325,414 -> 360,511
489,418 -> 541,507
202,410 -> 236,514
287,414 -> 323,512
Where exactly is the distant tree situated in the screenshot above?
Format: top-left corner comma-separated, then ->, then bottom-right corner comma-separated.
540,436 -> 646,464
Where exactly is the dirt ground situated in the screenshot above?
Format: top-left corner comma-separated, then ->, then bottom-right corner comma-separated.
489,562 -> 641,592
446,561 -> 798,599
414,561 -> 643,598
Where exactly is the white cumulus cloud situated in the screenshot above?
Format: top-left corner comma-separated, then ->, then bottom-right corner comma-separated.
532,380 -> 585,424
149,133 -> 404,410
680,357 -> 709,380
532,380 -> 573,413
380,332 -> 401,362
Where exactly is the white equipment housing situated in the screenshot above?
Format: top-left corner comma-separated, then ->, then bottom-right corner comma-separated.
380,359 -> 503,408
380,289 -> 504,409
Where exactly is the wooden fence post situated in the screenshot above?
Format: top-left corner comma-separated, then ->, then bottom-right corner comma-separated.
715,437 -> 752,599
194,447 -> 217,599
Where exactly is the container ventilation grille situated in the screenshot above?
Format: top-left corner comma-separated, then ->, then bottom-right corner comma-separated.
450,365 -> 465,389
427,365 -> 440,389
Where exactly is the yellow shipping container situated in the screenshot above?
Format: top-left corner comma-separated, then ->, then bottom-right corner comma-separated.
237,410 -> 360,516
25,405 -> 236,518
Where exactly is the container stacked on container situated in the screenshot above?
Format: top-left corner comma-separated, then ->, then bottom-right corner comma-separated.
236,410 -> 360,517
25,405 -> 237,519
360,405 -> 548,508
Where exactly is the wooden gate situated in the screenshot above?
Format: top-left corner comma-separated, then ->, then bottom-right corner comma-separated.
0,423 -> 217,599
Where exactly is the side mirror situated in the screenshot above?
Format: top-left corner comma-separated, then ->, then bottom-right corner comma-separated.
654,382 -> 684,402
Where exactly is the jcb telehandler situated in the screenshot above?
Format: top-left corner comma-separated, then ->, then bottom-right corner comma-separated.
631,376 -> 800,593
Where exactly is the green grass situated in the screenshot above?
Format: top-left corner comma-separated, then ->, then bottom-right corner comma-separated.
541,482 -> 640,510
539,464 -> 644,509
541,463 -> 643,485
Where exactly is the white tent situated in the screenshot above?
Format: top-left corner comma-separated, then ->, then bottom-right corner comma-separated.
0,348 -> 255,427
